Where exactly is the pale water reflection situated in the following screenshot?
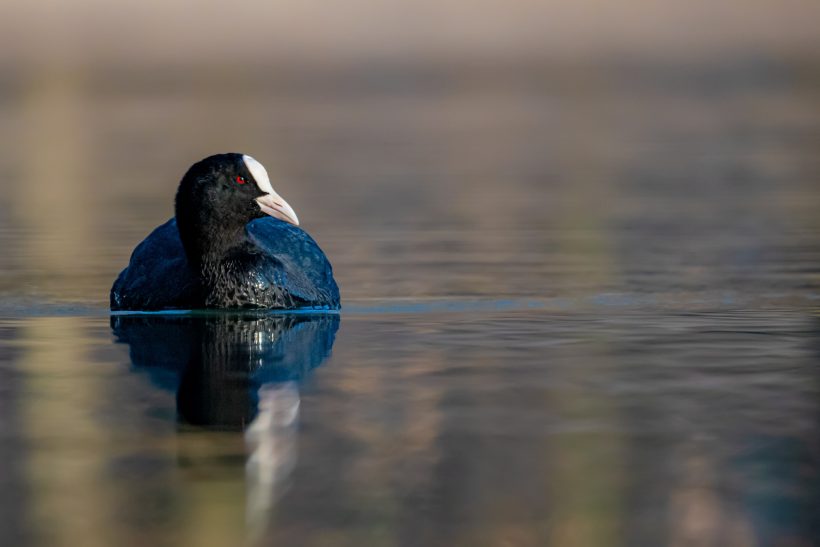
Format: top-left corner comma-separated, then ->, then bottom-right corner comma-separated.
245,382 -> 301,542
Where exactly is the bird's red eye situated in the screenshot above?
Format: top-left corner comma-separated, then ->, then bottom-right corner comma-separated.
236,176 -> 246,185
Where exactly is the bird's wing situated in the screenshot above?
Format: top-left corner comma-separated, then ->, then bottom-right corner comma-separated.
246,218 -> 340,309
110,218 -> 201,310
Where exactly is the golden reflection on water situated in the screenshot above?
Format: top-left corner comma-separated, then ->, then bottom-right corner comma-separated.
20,317 -> 114,547
547,346 -> 624,547
17,317 -> 251,547
173,430 -> 246,547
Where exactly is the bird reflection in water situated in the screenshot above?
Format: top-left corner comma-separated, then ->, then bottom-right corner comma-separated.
111,311 -> 339,542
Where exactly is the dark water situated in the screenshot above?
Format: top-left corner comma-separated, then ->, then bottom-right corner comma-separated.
0,59 -> 819,546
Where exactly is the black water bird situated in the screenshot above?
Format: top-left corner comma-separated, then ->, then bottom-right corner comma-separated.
111,153 -> 339,310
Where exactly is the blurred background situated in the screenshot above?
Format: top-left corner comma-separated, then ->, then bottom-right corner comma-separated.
1,2 -> 820,546
0,0 -> 818,304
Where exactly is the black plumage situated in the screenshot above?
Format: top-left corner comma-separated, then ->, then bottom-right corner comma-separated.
110,153 -> 339,310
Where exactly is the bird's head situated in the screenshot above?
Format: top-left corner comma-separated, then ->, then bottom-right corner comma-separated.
175,153 -> 299,263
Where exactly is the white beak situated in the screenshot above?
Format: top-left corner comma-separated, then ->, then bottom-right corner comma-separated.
256,192 -> 300,226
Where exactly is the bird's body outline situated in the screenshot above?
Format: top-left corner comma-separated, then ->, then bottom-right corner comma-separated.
110,153 -> 340,311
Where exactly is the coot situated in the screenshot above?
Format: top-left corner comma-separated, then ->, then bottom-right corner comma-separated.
110,153 -> 339,310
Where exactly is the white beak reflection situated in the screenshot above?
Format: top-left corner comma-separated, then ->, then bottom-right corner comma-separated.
244,382 -> 300,542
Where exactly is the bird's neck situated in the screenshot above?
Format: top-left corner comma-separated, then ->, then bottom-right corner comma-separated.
177,213 -> 248,271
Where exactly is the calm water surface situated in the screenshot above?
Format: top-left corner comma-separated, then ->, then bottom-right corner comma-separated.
0,60 -> 819,546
